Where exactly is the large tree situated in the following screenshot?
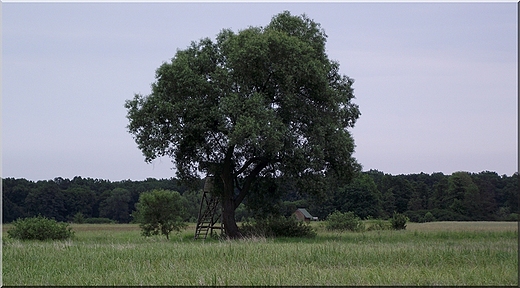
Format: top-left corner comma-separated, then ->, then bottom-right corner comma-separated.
125,11 -> 361,238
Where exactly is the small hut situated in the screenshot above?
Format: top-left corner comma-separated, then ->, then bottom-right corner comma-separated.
293,208 -> 314,223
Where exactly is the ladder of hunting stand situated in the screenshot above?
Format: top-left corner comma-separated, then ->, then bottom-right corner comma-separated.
194,177 -> 224,239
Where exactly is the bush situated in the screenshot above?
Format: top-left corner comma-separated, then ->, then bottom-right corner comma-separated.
325,211 -> 365,232
390,212 -> 408,230
423,211 -> 436,222
72,212 -> 85,224
7,215 -> 74,241
366,219 -> 391,231
241,215 -> 316,238
506,213 -> 519,221
405,210 -> 437,223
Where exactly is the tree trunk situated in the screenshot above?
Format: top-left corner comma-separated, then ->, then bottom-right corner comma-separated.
219,152 -> 242,239
218,149 -> 268,239
221,195 -> 241,238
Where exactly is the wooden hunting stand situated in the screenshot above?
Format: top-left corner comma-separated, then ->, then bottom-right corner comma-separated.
194,177 -> 224,239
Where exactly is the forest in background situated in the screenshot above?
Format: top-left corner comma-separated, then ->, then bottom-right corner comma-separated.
2,170 -> 518,224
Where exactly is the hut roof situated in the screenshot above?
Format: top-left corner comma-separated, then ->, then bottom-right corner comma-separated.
296,208 -> 313,219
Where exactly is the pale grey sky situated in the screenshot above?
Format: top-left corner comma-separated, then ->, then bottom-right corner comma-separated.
2,2 -> 518,181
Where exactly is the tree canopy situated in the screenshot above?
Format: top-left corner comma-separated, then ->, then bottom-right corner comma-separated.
125,11 -> 361,238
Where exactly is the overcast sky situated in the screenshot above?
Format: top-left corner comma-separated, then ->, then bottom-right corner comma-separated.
2,2 -> 517,181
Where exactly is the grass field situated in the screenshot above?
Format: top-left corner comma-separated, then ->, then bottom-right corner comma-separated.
2,221 -> 518,286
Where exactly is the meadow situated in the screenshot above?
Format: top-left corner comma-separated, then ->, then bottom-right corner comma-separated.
2,221 -> 518,286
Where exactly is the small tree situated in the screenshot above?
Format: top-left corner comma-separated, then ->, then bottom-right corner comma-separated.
73,212 -> 85,224
132,189 -> 188,239
423,211 -> 435,223
390,212 -> 408,230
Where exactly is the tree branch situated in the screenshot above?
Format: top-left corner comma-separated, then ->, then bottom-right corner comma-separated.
234,159 -> 269,209
233,157 -> 263,177
234,177 -> 243,192
260,71 -> 273,94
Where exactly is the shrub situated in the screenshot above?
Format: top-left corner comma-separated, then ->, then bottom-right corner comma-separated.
506,213 -> 519,221
423,211 -> 436,222
390,212 -> 408,230
7,215 -> 74,241
72,212 -> 85,224
241,215 -> 316,238
325,211 -> 365,232
405,210 -> 437,223
366,219 -> 391,231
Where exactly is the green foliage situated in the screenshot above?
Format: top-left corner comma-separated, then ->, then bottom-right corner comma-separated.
429,208 -> 471,221
390,212 -> 408,230
495,207 -> 519,221
24,182 -> 67,222
73,212 -> 85,224
366,219 -> 392,231
405,209 -> 437,223
2,169 -> 518,226
235,203 -> 252,222
310,173 -> 383,220
132,189 -> 188,239
7,215 -> 74,241
64,187 -> 96,220
83,217 -> 115,224
505,213 -> 518,221
244,177 -> 285,219
404,210 -> 424,222
447,172 -> 482,217
339,174 -> 383,219
325,211 -> 365,232
181,189 -> 203,222
423,211 -> 436,222
124,11 -> 361,237
241,215 -> 316,238
99,188 -> 132,223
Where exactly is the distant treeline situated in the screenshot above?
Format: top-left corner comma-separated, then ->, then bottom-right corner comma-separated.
2,170 -> 518,224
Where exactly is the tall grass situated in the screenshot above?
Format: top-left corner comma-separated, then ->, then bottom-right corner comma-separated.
2,222 -> 518,285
